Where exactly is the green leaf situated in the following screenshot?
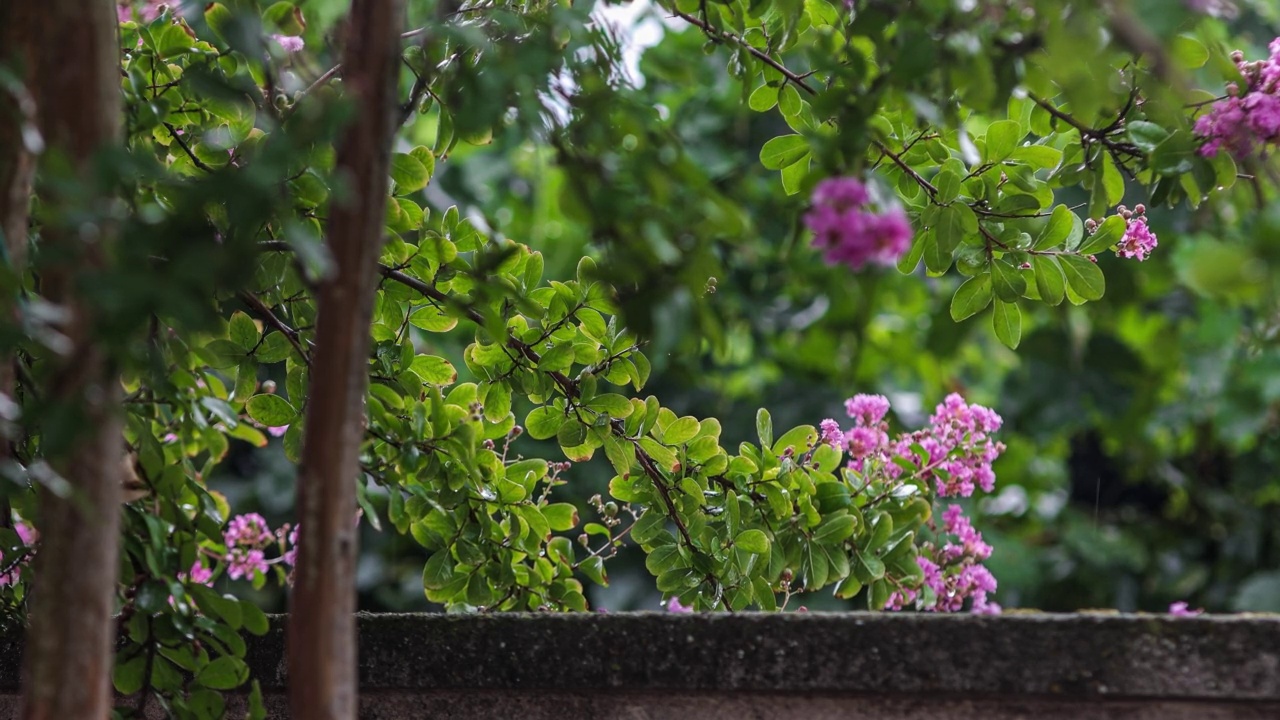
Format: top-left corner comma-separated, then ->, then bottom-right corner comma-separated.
542,503 -> 579,532
422,551 -> 454,590
778,84 -> 802,118
814,513 -> 857,545
759,134 -> 809,170
935,204 -> 977,256
771,425 -> 818,456
228,312 -> 259,350
113,655 -> 147,695
241,601 -> 269,636
645,544 -> 682,575
409,306 -> 458,332
1099,154 -> 1124,206
1171,34 -> 1208,69
748,84 -> 779,112
1032,255 -> 1066,306
1077,215 -> 1126,255
245,394 -> 297,427
662,417 -> 700,445
735,529 -> 770,554
756,408 -> 773,448
525,406 -> 564,440
984,120 -> 1022,163
410,355 -> 458,385
934,169 -> 962,203
580,556 -> 608,586
1034,205 -> 1080,251
1009,144 -> 1061,168
586,393 -> 634,418
950,273 -> 993,321
391,153 -> 430,194
1151,131 -> 1196,174
780,156 -> 809,196
410,145 -> 436,181
992,300 -> 1021,349
856,552 -> 886,581
1127,121 -> 1169,154
631,510 -> 666,545
1058,254 -> 1105,301
196,657 -> 249,691
990,259 -> 1027,302
254,332 -> 293,363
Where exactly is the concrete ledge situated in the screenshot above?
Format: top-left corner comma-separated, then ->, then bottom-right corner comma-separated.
4,612 -> 1280,718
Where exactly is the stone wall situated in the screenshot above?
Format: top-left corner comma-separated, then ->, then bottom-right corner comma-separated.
3,612 -> 1280,718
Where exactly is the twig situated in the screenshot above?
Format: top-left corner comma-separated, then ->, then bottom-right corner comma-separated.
874,139 -> 937,197
162,123 -> 214,173
671,9 -> 817,97
238,290 -> 312,366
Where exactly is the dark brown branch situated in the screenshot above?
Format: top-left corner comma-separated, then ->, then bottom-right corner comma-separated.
162,122 -> 214,173
874,139 -> 938,197
238,290 -> 312,366
671,9 -> 818,97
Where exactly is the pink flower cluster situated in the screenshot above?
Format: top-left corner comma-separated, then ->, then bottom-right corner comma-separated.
1087,205 -> 1158,261
271,35 -> 306,54
222,513 -> 297,581
1194,40 -> 1280,159
0,519 -> 37,587
804,177 -> 913,271
666,597 -> 692,613
1169,601 -> 1204,617
821,393 -> 1004,497
117,0 -> 168,24
885,506 -> 999,614
822,393 -> 1004,613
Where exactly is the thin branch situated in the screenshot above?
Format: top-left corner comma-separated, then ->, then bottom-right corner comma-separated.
874,139 -> 937,197
671,9 -> 817,96
238,290 -> 312,366
287,63 -> 343,117
162,122 -> 214,173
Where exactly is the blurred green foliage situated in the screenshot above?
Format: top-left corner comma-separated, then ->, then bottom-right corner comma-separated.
2,1 -> 1280,715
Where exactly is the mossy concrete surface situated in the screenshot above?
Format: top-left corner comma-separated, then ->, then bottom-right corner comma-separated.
3,612 -> 1280,718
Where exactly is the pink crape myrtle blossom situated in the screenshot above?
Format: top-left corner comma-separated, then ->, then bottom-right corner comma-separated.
915,506 -> 1000,614
179,559 -> 214,586
1169,601 -> 1205,617
226,547 -> 269,580
821,393 -> 1005,614
804,177 -> 913,271
0,519 -> 37,587
118,0 -> 172,24
1085,205 -> 1158,261
225,512 -> 272,548
271,34 -> 305,54
666,597 -> 693,613
1195,39 -> 1280,158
